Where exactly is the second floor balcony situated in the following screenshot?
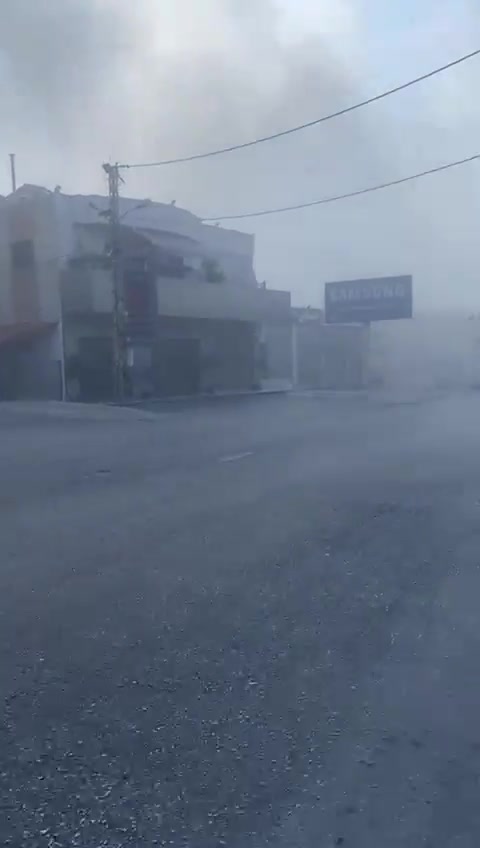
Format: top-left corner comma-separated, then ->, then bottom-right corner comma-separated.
62,260 -> 291,325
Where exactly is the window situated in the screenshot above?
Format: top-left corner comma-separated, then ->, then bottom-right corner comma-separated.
202,258 -> 225,283
10,239 -> 35,270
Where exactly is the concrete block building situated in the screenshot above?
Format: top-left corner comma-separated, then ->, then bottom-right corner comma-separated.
0,185 -> 293,401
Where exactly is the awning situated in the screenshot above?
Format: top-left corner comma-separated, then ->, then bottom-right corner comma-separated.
0,321 -> 56,347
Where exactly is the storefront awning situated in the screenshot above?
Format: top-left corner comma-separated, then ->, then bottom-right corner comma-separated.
0,321 -> 56,347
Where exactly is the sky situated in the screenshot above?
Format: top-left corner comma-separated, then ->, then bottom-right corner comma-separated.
1,0 -> 479,309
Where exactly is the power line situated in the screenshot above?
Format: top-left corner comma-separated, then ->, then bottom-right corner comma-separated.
202,153 -> 479,221
120,48 -> 480,170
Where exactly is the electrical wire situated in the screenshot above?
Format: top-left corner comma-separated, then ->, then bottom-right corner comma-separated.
201,154 -> 480,221
120,48 -> 480,169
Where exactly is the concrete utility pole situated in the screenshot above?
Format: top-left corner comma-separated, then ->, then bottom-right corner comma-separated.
103,162 -> 125,402
9,154 -> 16,193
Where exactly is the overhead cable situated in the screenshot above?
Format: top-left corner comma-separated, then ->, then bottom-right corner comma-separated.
120,48 -> 480,169
202,154 -> 480,221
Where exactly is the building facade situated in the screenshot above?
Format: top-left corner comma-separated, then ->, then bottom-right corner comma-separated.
0,186 -> 64,398
292,308 -> 368,390
0,185 -> 292,401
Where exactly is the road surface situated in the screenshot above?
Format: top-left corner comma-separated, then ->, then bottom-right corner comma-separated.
1,392 -> 480,847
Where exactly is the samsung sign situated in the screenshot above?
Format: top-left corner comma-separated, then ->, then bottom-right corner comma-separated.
325,275 -> 413,324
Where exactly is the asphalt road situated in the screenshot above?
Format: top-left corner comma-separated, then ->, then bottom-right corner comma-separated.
2,392 -> 480,847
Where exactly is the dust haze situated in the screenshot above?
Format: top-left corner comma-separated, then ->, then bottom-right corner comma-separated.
1,0 -> 479,309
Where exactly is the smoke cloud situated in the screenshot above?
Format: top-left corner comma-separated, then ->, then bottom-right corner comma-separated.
1,0 -> 479,309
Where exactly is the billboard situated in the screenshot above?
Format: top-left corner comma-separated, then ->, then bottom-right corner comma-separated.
325,275 -> 413,324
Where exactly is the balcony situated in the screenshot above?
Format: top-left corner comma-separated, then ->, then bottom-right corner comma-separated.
155,277 -> 290,322
62,265 -> 291,324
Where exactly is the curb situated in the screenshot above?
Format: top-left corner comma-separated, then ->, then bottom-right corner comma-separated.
114,388 -> 291,408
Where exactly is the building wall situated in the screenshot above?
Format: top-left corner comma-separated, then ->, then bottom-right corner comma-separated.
262,322 -> 293,385
62,260 -> 290,324
156,316 -> 256,393
0,186 -> 62,326
0,187 -> 259,328
296,322 -> 367,389
0,189 -> 63,400
16,332 -> 62,399
63,315 -> 110,359
55,191 -> 257,289
0,200 -> 12,322
56,193 -> 201,242
63,313 -> 256,399
156,277 -> 290,323
3,186 -> 288,326
200,225 -> 257,287
0,186 -> 292,401
5,194 -> 40,322
0,330 -> 62,400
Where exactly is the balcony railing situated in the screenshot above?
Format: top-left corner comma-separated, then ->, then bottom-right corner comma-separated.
62,264 -> 291,323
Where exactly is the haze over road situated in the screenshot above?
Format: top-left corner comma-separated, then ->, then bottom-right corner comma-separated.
2,392 -> 480,847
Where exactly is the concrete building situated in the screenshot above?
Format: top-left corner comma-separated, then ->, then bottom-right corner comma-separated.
292,307 -> 368,390
0,185 -> 292,400
0,186 -> 64,399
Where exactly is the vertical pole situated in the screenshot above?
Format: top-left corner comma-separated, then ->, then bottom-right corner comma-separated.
51,187 -> 67,400
103,162 -> 124,402
9,154 -> 16,193
362,321 -> 371,388
59,320 -> 67,401
58,278 -> 67,401
291,319 -> 298,387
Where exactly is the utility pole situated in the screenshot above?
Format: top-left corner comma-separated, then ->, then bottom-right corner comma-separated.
9,153 -> 16,193
103,162 -> 125,402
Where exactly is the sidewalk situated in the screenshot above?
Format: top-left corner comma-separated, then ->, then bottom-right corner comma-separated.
0,401 -> 158,423
121,381 -> 292,409
0,386 -> 291,423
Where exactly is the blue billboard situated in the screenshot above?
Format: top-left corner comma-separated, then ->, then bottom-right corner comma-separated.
325,275 -> 413,324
